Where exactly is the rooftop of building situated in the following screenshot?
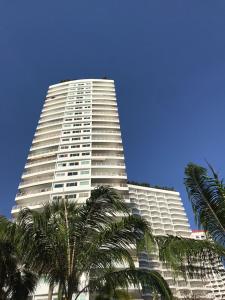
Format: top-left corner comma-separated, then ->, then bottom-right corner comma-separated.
127,180 -> 179,194
49,78 -> 114,88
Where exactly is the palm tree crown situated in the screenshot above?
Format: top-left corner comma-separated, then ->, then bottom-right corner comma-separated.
14,186 -> 172,300
158,163 -> 225,278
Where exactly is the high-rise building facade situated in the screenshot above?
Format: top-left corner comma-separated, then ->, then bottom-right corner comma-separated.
128,184 -> 212,299
12,79 -> 129,216
191,230 -> 225,299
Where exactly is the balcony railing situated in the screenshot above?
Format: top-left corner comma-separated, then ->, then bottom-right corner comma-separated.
16,187 -> 51,197
92,137 -> 121,141
20,176 -> 54,186
91,183 -> 127,188
28,149 -> 58,157
92,172 -> 126,176
92,162 -> 125,166
92,153 -> 124,157
23,166 -> 55,175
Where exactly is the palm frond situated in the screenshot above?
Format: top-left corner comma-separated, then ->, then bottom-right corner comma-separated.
157,235 -> 225,277
89,268 -> 173,300
184,163 -> 225,245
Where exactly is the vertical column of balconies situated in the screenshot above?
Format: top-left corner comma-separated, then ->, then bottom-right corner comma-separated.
91,80 -> 129,200
128,185 -> 212,299
51,80 -> 93,204
12,83 -> 69,215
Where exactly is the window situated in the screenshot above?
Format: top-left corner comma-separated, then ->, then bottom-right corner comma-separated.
84,123 -> 90,126
81,160 -> 90,165
75,112 -> 82,115
81,170 -> 89,175
54,184 -> 63,188
74,118 -> 82,121
83,136 -> 90,140
72,137 -> 80,141
84,117 -> 90,120
59,154 -> 68,158
69,162 -> 79,166
65,118 -> 72,121
83,129 -> 90,133
61,146 -> 69,149
53,195 -> 62,200
73,130 -> 81,134
66,194 -> 77,199
58,163 -> 67,167
71,145 -> 80,149
63,131 -> 70,135
68,172 -> 78,176
70,153 -> 79,157
56,172 -> 65,177
74,124 -> 81,127
79,192 -> 89,197
80,181 -> 89,186
62,138 -> 69,141
82,144 -> 90,147
82,152 -> 90,156
66,182 -> 77,187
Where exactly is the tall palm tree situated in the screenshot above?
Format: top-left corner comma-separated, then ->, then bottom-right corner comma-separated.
14,186 -> 173,300
157,163 -> 225,276
0,216 -> 37,300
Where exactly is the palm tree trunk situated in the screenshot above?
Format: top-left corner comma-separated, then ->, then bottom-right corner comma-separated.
58,282 -> 63,300
48,283 -> 54,300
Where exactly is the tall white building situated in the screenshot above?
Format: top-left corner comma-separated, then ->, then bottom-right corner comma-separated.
128,184 -> 212,299
12,79 -> 129,216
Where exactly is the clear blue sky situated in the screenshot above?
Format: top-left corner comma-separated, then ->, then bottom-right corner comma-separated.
1,1 -> 225,228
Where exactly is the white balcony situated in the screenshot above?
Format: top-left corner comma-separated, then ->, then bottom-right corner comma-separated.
22,167 -> 55,178
43,100 -> 66,109
33,135 -> 61,144
35,128 -> 61,137
28,149 -> 58,159
15,188 -> 52,200
37,122 -> 62,130
25,158 -> 56,168
19,177 -> 54,188
30,141 -> 59,151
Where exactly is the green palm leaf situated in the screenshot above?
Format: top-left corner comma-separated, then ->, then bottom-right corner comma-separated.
157,235 -> 225,277
184,163 -> 225,245
13,186 -> 172,300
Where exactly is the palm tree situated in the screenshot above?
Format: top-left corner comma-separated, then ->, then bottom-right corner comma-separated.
94,284 -> 132,300
0,216 -> 37,300
157,163 -> 225,276
14,186 -> 173,300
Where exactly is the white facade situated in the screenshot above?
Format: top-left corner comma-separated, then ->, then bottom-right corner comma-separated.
191,231 -> 225,299
128,184 -> 212,299
12,79 -> 129,216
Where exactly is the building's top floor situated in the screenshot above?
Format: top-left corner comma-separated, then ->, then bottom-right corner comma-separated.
128,183 -> 179,196
49,78 -> 114,89
191,230 -> 207,239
